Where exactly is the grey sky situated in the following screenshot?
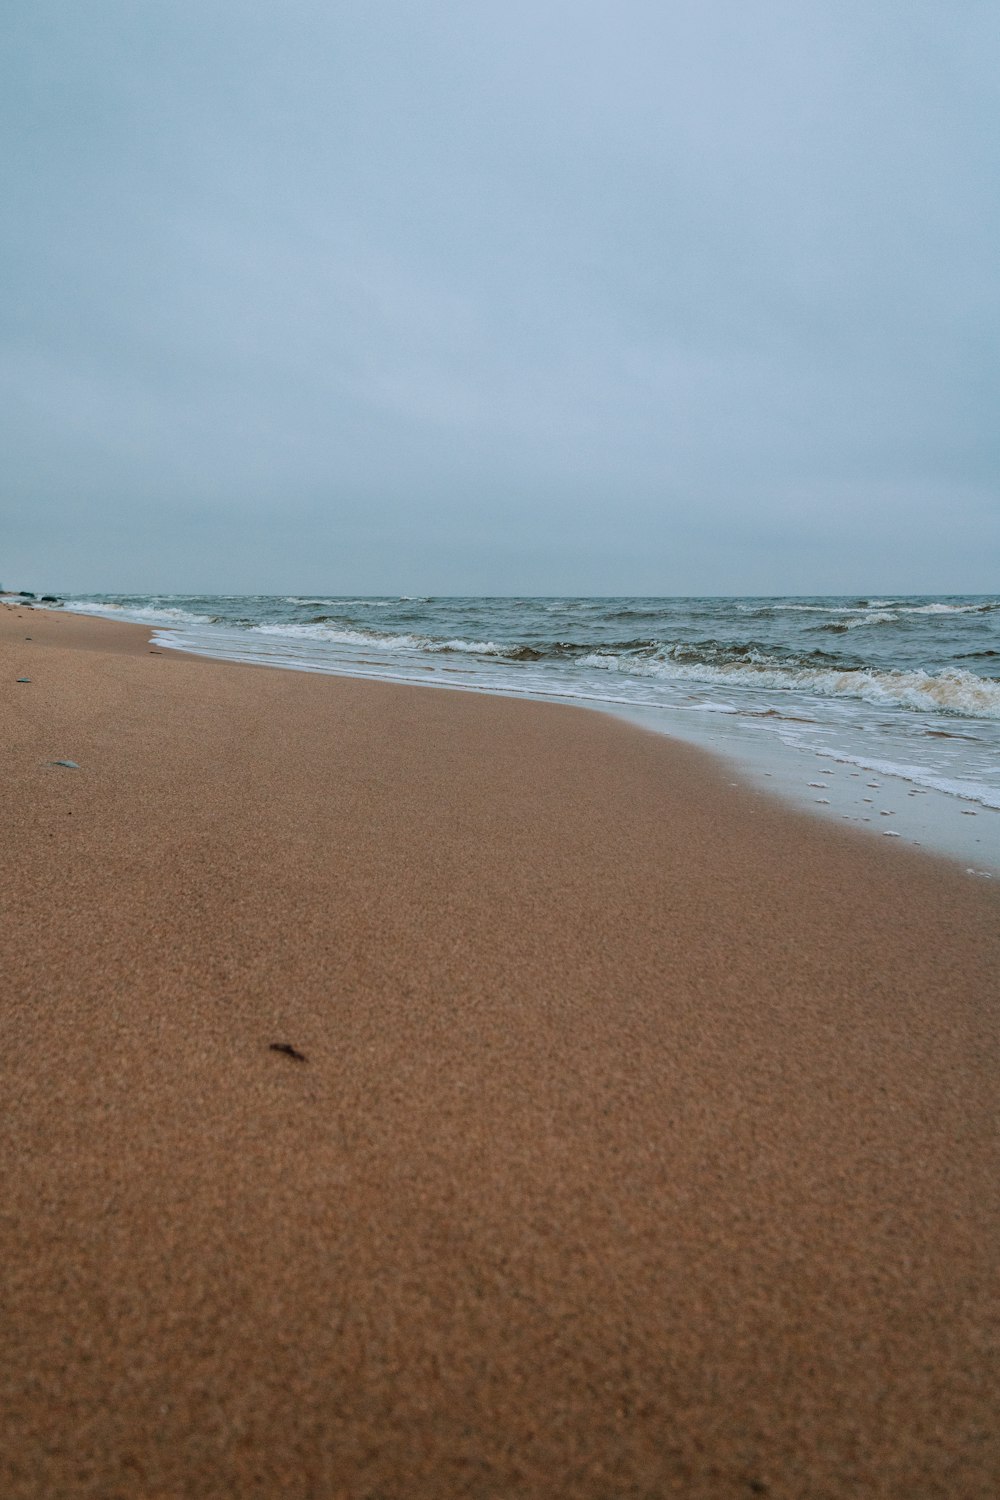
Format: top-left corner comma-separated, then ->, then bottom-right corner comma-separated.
2,1 -> 998,594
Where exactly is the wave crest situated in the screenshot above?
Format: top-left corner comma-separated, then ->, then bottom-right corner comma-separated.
579,653 -> 1000,718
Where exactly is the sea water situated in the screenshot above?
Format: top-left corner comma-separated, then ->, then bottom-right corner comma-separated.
44,594 -> 1000,872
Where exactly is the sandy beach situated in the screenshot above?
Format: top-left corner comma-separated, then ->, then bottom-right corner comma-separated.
2,602 -> 998,1498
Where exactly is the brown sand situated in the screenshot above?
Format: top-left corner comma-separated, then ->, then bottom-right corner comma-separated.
2,603 -> 998,1499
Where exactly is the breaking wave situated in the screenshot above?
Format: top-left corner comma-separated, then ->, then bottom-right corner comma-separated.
250,621 -> 509,656
56,599 -> 217,626
580,653 -> 1000,719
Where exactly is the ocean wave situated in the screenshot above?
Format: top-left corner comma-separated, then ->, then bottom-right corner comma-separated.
578,653 -> 1000,719
735,599 -> 998,633
252,622 -> 424,649
249,621 -> 512,656
760,600 -> 996,618
763,602 -> 880,614
901,601 -> 999,615
56,599 -> 217,626
206,619 -> 1000,717
249,620 -> 675,661
812,613 -> 898,632
657,639 -> 852,669
287,596 -> 397,609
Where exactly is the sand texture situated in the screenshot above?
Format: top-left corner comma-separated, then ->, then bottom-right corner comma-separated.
2,604 -> 999,1498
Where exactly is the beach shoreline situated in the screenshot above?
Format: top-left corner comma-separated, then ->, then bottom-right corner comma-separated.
3,602 -> 998,1497
26,590 -> 1000,874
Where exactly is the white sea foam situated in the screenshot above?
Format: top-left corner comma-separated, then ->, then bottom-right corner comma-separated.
438,638 -> 506,654
838,611 -> 898,627
771,603 -> 886,613
57,600 -> 217,626
250,621 -> 508,656
579,652 -> 1000,719
899,601 -> 997,615
760,600 -> 996,619
252,621 -> 418,647
285,596 -> 397,609
812,749 -> 1000,810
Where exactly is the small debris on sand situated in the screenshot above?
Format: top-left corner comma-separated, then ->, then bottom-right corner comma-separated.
269,1042 -> 308,1062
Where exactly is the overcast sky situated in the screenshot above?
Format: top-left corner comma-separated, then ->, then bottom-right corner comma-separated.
2,1 -> 998,595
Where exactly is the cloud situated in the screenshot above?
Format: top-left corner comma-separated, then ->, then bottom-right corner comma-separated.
2,1 -> 998,591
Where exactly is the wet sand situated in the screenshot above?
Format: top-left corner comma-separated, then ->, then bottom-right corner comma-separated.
3,603 -> 998,1498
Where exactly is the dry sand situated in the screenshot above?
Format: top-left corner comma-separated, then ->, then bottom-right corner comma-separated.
2,603 -> 998,1499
